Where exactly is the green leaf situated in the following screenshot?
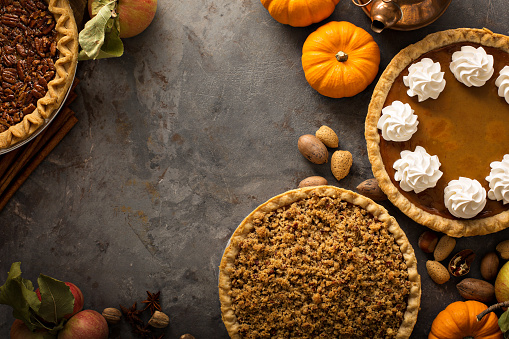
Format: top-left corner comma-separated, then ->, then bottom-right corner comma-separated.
79,16 -> 123,60
499,310 -> 509,332
78,1 -> 120,60
90,0 -> 117,16
0,262 -> 41,331
37,275 -> 74,324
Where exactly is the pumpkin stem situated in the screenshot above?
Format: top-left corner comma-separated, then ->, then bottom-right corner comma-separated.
476,301 -> 509,322
335,51 -> 348,62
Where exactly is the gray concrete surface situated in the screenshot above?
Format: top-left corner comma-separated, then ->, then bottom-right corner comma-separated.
1,0 -> 509,338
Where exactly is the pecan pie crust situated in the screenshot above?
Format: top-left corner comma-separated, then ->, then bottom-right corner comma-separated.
0,0 -> 78,149
365,28 -> 509,237
219,186 -> 420,339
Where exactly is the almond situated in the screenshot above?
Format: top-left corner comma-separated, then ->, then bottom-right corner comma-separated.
315,125 -> 339,148
496,240 -> 509,259
331,150 -> 352,181
298,176 -> 328,188
426,260 -> 450,284
434,235 -> 456,262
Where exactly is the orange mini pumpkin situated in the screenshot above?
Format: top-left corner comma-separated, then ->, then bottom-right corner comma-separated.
428,300 -> 503,339
260,0 -> 340,27
302,21 -> 380,98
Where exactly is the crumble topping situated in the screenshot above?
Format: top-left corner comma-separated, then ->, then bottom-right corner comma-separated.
227,195 -> 410,338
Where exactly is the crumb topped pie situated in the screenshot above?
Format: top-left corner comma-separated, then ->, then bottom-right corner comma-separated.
0,0 -> 78,149
366,28 -> 509,237
219,186 -> 420,339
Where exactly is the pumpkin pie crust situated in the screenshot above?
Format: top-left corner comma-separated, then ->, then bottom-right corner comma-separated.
0,0 -> 78,149
219,186 -> 420,339
366,28 -> 509,237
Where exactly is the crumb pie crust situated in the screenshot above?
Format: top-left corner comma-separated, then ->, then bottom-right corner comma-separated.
366,28 -> 509,237
218,186 -> 421,339
0,0 -> 78,149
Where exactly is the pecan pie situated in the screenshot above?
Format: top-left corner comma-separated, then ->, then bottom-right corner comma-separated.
0,0 -> 78,149
219,186 -> 420,339
366,28 -> 509,237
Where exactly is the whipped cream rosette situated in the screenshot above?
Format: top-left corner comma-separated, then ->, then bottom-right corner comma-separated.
444,177 -> 487,218
496,65 -> 509,104
377,101 -> 418,142
450,46 -> 494,87
393,146 -> 443,194
486,154 -> 509,204
403,58 -> 446,102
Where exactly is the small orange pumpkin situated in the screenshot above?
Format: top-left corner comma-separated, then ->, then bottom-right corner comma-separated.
428,300 -> 503,339
260,0 -> 340,27
301,21 -> 380,98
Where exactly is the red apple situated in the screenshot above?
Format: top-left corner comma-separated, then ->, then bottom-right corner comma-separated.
88,0 -> 158,38
57,310 -> 109,339
36,282 -> 84,319
10,319 -> 56,339
495,261 -> 509,302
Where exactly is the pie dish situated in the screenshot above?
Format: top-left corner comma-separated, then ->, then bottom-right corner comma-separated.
0,0 -> 78,149
219,186 -> 420,338
366,28 -> 509,237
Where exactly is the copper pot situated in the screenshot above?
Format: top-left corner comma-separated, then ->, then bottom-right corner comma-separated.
352,0 -> 452,32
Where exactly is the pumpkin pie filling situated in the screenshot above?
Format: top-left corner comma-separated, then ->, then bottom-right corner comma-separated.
380,43 -> 509,219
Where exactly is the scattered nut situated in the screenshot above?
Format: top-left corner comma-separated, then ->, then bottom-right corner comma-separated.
331,150 -> 352,181
448,249 -> 475,277
298,176 -> 328,188
148,310 -> 170,328
496,240 -> 509,259
426,260 -> 450,284
180,335 -> 196,339
434,235 -> 456,262
356,178 -> 387,201
101,307 -> 122,325
481,252 -> 500,281
315,125 -> 339,148
298,134 -> 328,164
418,231 -> 439,254
456,278 -> 495,303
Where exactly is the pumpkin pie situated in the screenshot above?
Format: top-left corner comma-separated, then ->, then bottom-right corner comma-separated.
0,0 -> 78,149
218,186 -> 420,338
366,28 -> 509,237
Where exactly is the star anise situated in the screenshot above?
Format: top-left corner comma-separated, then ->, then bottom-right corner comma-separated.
141,290 -> 162,314
134,324 -> 152,338
120,302 -> 144,326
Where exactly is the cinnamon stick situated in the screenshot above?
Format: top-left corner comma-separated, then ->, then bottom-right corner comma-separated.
0,107 -> 74,194
0,114 -> 78,211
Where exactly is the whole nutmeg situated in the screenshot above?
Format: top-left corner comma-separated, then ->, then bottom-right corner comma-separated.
298,176 -> 328,188
356,178 -> 387,201
180,335 -> 196,339
434,235 -> 456,262
298,134 -> 328,164
418,231 -> 438,254
148,310 -> 170,328
102,307 -> 122,324
481,252 -> 500,281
